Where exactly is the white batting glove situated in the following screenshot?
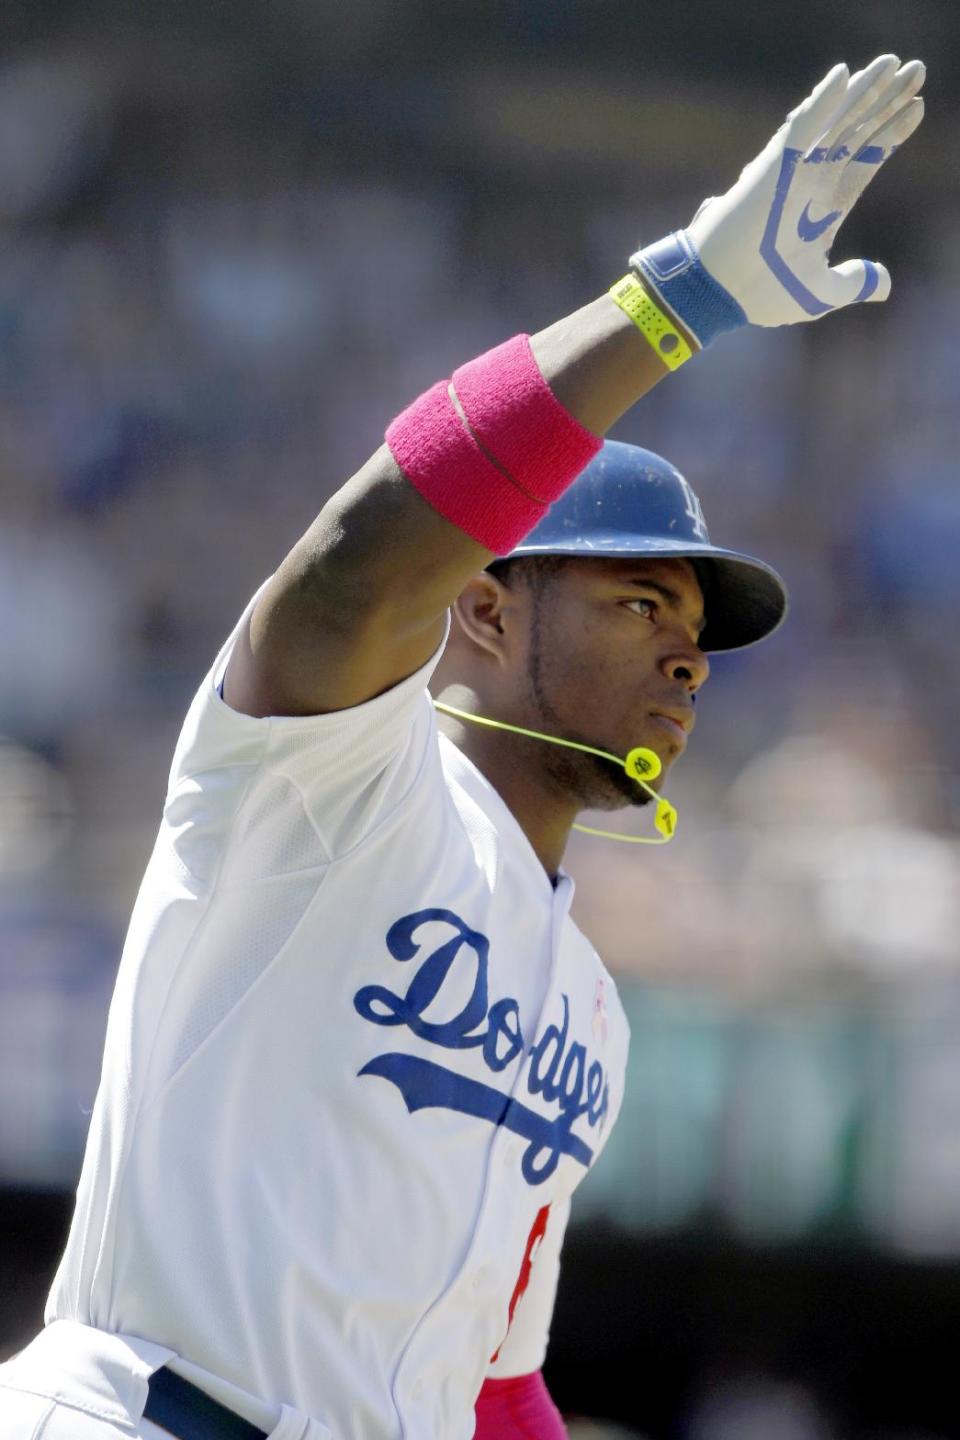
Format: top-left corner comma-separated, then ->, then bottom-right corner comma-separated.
631,55 -> 925,344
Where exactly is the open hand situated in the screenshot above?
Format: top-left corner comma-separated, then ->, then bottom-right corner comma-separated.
632,56 -> 925,341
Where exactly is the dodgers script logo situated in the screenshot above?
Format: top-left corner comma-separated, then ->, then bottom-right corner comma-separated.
353,908 -> 610,1186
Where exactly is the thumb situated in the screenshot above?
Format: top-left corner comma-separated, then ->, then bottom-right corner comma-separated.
824,257 -> 892,309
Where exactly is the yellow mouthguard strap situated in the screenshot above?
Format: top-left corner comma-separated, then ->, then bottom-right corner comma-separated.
433,701 -> 677,844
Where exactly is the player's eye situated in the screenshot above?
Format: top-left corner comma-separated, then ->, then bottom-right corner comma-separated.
624,597 -> 658,621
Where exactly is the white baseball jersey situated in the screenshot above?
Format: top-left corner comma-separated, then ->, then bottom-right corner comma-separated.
46,584 -> 630,1440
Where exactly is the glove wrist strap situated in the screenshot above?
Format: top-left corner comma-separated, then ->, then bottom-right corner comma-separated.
630,230 -> 747,347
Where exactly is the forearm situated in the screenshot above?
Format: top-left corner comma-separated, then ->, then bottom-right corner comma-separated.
530,291 -> 692,436
233,292 -> 675,718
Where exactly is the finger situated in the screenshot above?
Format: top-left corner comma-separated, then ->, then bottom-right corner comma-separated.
823,257 -> 892,309
855,92 -> 925,160
841,59 -> 924,150
812,53 -> 900,155
829,59 -> 925,161
838,96 -> 924,209
783,63 -> 850,152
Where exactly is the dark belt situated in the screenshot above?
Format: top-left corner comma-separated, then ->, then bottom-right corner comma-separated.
143,1366 -> 269,1440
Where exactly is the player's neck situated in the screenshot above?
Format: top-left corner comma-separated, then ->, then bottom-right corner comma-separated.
436,710 -> 576,880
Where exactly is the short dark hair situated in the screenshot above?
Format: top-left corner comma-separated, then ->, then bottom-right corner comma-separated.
485,554 -> 568,593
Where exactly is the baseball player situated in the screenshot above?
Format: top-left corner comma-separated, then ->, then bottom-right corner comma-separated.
0,55 -> 923,1440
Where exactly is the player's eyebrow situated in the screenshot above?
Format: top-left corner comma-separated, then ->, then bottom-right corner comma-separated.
626,578 -> 706,637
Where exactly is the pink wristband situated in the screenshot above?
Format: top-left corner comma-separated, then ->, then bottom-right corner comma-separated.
453,334 -> 600,501
385,335 -> 601,556
386,381 -> 545,554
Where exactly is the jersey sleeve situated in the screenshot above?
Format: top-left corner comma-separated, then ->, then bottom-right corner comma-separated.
486,1195 -> 571,1380
162,581 -> 450,881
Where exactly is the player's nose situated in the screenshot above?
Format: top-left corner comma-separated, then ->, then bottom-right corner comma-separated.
661,642 -> 710,693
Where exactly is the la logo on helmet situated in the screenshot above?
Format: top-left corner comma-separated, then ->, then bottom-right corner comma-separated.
677,475 -> 708,541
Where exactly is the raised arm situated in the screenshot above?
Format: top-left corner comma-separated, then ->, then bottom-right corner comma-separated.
223,298 -> 673,719
224,55 -> 923,720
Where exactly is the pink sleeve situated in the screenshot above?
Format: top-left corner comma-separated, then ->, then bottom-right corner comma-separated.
474,1371 -> 567,1439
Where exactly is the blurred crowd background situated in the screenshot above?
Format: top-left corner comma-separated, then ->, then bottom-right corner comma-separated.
1,1 -> 958,1436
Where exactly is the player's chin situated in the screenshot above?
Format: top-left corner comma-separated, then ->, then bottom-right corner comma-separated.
588,758 -> 655,811
614,744 -> 681,808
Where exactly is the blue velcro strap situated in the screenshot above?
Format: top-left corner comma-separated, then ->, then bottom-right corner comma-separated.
143,1366 -> 269,1440
632,231 -> 747,348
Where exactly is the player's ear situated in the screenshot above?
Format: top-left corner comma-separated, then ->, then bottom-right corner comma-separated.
451,571 -> 519,664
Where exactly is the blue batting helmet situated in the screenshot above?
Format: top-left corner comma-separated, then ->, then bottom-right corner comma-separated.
501,440 -> 788,652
